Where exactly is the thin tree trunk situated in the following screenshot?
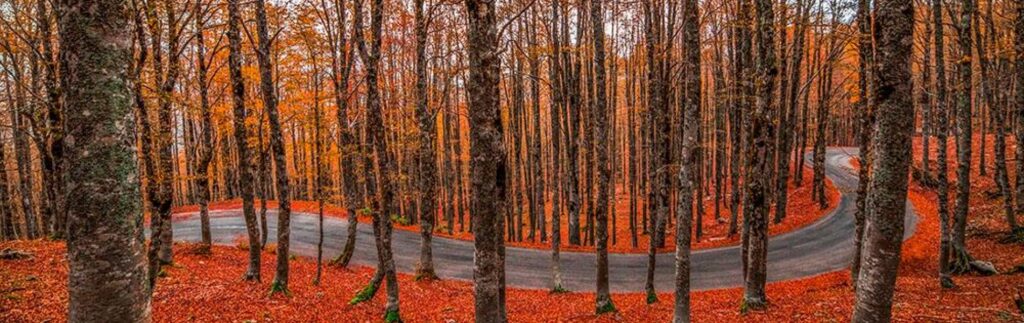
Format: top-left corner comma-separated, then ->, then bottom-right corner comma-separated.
675,0 -> 700,318
413,0 -> 437,280
591,0 -> 615,314
227,0 -> 262,281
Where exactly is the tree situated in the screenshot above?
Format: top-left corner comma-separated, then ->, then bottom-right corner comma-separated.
851,0 -> 914,318
950,0 -> 974,274
675,0 -> 700,318
193,0 -> 215,250
851,0 -> 873,286
226,0 -> 263,281
465,0 -> 507,321
253,0 -> 293,294
548,0 -> 565,291
60,0 -> 151,318
590,0 -> 615,315
319,0 -> 361,268
1015,0 -> 1024,236
742,0 -> 778,309
350,0 -> 402,319
413,0 -> 438,280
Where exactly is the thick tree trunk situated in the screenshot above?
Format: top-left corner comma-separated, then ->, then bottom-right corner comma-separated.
743,0 -> 777,309
851,0 -> 914,319
465,0 -> 508,321
60,0 -> 152,318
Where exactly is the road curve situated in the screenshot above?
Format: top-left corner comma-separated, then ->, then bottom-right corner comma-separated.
171,147 -> 917,292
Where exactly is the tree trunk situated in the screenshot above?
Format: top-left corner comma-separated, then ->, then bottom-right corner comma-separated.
465,0 -> 508,321
851,0 -> 873,287
353,0 -> 401,318
851,0 -> 914,318
60,0 -> 152,318
743,0 -> 777,308
413,0 -> 437,280
951,0 -> 975,274
932,0 -> 953,287
194,0 -> 214,249
227,0 -> 262,281
675,0 -> 700,319
253,0 -> 292,293
548,0 -> 565,290
591,0 -> 615,314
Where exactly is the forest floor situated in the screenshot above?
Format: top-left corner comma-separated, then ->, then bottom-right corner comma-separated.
173,166 -> 840,254
2,138 -> 1022,322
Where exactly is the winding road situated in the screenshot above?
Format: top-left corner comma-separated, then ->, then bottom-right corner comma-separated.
170,147 -> 917,292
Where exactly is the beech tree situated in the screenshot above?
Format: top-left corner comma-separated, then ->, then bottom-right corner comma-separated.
61,0 -> 151,319
852,0 -> 914,319
675,0 -> 700,318
465,0 -> 508,321
226,0 -> 263,281
590,0 -> 614,315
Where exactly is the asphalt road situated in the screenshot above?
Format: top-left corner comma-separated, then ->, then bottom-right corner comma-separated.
170,147 -> 917,292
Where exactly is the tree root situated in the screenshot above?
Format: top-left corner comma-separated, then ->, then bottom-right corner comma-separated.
384,309 -> 402,323
740,296 -> 768,314
950,246 -> 999,276
268,280 -> 290,297
950,246 -> 974,275
349,283 -> 380,305
550,285 -> 569,294
0,248 -> 32,260
999,228 -> 1024,244
596,298 -> 617,314
645,290 -> 658,304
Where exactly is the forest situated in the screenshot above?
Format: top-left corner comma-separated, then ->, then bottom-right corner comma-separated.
0,0 -> 1022,321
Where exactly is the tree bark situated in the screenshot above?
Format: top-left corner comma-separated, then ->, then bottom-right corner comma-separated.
465,0 -> 508,321
851,0 -> 914,319
226,0 -> 262,281
743,0 -> 777,308
675,0 -> 700,319
413,0 -> 437,280
590,0 -> 614,314
60,0 -> 152,318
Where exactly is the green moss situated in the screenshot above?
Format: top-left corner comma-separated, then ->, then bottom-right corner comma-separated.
268,280 -> 291,297
645,290 -> 658,304
550,285 -> 569,294
384,309 -> 402,323
390,214 -> 410,226
349,284 -> 379,305
596,300 -> 617,314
